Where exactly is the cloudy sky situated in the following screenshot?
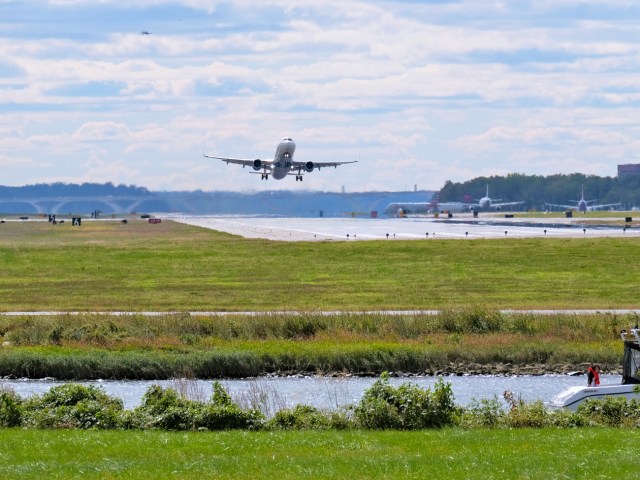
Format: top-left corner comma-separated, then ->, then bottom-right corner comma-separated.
1,1 -> 640,192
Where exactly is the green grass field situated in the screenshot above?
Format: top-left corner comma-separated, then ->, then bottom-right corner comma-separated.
0,219 -> 639,311
2,428 -> 637,479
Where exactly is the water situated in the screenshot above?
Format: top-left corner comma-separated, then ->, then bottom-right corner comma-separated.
1,374 -> 617,411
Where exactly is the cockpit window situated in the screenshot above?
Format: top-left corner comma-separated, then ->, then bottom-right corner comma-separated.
283,137 -> 293,142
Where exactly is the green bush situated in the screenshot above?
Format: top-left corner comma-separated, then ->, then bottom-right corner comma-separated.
133,382 -> 263,431
461,397 -> 505,428
22,384 -> 124,429
268,405 -> 332,430
577,396 -> 640,427
354,373 -> 458,429
505,400 -> 550,428
0,387 -> 23,427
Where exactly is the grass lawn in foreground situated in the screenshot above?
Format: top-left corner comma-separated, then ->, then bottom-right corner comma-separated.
1,428 -> 637,479
0,219 -> 639,311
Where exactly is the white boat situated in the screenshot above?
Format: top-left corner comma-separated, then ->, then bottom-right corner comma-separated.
549,328 -> 640,410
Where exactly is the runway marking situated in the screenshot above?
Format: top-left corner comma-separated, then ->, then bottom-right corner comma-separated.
168,215 -> 637,242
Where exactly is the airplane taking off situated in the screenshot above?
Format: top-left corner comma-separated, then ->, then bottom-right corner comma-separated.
203,137 -> 357,181
545,186 -> 620,212
468,184 -> 523,212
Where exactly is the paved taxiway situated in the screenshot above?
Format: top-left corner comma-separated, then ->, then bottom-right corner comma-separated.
167,214 -> 637,241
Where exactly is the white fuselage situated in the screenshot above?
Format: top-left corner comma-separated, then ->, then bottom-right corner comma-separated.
271,138 -> 296,180
478,196 -> 492,210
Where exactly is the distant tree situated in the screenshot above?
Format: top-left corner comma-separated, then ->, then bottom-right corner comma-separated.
438,173 -> 634,211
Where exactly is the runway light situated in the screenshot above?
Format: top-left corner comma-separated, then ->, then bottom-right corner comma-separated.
505,231 -> 508,236
386,233 -> 389,239
544,229 -> 547,235
583,228 -> 586,234
465,232 -> 468,237
425,232 -> 428,238
346,234 -> 350,239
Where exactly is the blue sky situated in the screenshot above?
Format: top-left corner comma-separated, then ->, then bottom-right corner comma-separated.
1,0 -> 640,192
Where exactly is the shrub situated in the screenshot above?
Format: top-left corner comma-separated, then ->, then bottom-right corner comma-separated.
133,382 -> 263,431
354,373 -> 458,429
461,397 -> 505,428
134,385 -> 195,430
577,396 -> 640,427
547,408 -> 588,428
268,404 -> 332,430
505,400 -> 549,428
22,384 -> 124,429
195,404 -> 263,430
503,391 -> 550,428
0,386 -> 23,427
196,382 -> 264,430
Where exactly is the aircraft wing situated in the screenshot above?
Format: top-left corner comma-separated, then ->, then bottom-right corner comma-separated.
292,160 -> 358,169
589,202 -> 621,210
492,201 -> 524,209
545,202 -> 574,210
203,154 -> 273,170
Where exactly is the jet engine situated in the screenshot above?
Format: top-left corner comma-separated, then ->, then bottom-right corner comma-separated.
252,159 -> 262,171
304,161 -> 314,172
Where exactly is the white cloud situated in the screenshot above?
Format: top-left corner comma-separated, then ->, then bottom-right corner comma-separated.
0,1 -> 638,190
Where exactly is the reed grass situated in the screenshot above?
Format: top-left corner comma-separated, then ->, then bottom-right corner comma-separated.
0,310 -> 630,378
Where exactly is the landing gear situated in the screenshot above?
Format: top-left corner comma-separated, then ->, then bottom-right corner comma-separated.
261,173 -> 269,180
295,175 -> 303,181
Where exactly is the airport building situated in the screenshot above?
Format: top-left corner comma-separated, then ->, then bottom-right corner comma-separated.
618,163 -> 640,177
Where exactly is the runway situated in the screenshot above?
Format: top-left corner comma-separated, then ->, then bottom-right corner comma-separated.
167,214 -> 637,241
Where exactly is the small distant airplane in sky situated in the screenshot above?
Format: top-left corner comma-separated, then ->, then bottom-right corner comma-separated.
545,186 -> 620,212
468,184 -> 524,212
203,137 -> 357,181
140,30 -> 151,35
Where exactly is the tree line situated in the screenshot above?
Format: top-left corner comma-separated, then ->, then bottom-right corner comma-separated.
439,173 -> 640,210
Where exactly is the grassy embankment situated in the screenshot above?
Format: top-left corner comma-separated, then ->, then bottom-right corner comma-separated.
0,219 -> 639,378
2,428 -> 639,479
0,310 -> 632,378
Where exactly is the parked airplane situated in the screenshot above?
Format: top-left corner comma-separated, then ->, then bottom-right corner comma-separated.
203,137 -> 357,181
383,193 -> 468,216
545,186 -> 620,212
468,184 -> 524,212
